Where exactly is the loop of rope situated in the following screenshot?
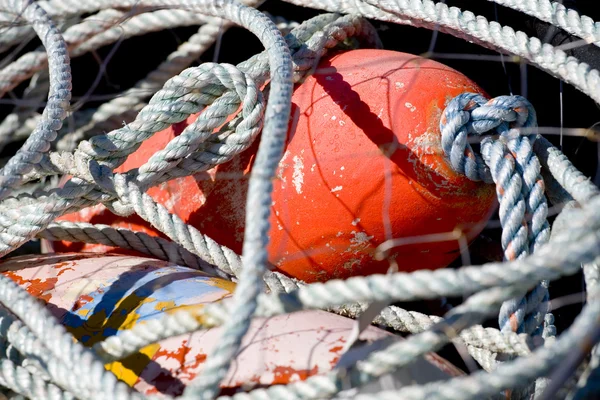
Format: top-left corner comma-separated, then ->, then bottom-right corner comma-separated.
0,0 -> 71,201
441,93 -> 554,339
0,0 -> 599,400
134,63 -> 265,187
56,18 -> 227,152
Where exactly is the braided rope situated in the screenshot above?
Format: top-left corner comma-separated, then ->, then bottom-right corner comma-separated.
489,0 -> 600,47
441,93 -> 554,338
0,70 -> 49,153
0,0 -> 599,399
0,8 -> 127,97
282,0 -> 600,103
0,0 -> 71,201
54,10 -> 297,153
39,221 -> 231,278
56,19 -> 227,151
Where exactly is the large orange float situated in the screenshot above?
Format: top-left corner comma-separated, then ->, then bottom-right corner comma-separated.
50,49 -> 496,282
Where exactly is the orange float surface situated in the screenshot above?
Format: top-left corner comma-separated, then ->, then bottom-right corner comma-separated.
52,49 -> 496,282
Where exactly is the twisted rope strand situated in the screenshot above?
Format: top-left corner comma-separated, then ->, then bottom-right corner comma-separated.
39,221 -> 232,279
0,0 -> 599,399
352,271 -> 600,400
489,0 -> 600,47
0,0 -> 71,201
56,19 -> 227,151
440,93 -> 554,343
281,0 -> 600,103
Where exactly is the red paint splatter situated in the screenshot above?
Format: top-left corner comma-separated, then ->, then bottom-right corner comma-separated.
271,365 -> 319,384
53,261 -> 70,270
144,346 -> 207,396
152,341 -> 208,382
154,341 -> 190,364
57,267 -> 74,276
71,294 -> 94,311
329,345 -> 343,353
328,345 -> 344,367
2,271 -> 57,302
176,353 -> 207,381
509,314 -> 519,333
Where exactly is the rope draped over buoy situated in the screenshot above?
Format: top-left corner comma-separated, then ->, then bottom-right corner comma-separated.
0,0 -> 598,399
440,93 -> 557,398
440,93 -> 554,338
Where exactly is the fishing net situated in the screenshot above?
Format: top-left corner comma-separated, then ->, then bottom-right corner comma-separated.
0,0 -> 599,399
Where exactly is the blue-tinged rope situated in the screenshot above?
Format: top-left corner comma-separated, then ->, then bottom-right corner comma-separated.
1,0 -> 600,399
441,92 -> 555,338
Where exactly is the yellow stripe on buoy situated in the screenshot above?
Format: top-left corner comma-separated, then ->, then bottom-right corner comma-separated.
102,303 -> 213,386
105,343 -> 161,386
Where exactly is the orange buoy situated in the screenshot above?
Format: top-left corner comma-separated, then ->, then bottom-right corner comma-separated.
51,49 -> 496,282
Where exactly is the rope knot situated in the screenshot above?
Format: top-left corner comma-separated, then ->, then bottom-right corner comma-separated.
440,93 -> 537,184
441,92 -> 553,338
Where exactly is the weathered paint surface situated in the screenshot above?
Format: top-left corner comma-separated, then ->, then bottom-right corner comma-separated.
264,50 -> 496,282
51,49 -> 496,283
0,253 -> 233,392
0,254 -> 462,396
134,309 -> 464,396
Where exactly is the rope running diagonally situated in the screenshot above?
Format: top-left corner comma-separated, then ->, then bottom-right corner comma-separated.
0,0 -> 599,399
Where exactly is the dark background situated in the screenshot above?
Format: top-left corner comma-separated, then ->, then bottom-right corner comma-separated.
2,0 -> 600,373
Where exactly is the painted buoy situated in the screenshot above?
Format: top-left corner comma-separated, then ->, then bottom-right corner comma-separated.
1,254 -> 462,396
50,49 -> 496,282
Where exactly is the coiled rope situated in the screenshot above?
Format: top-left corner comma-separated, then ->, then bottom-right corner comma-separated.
0,0 -> 599,399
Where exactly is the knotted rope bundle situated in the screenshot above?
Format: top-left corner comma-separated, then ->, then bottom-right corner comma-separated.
441,94 -> 554,338
0,0 -> 598,400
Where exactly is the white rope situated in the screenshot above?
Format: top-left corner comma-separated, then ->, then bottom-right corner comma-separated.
0,0 -> 599,399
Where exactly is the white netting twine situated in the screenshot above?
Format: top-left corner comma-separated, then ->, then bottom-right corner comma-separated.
0,0 -> 599,399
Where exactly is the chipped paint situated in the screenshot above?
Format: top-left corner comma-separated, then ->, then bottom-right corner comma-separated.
2,270 -> 57,302
331,186 -> 342,193
292,155 -> 304,194
350,231 -> 374,248
342,258 -> 362,272
8,255 -> 236,394
51,49 -> 495,287
405,102 -> 417,112
271,365 -> 319,384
